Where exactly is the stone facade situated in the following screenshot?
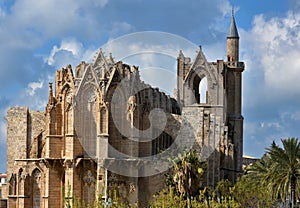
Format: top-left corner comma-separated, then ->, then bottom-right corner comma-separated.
0,173 -> 7,208
5,15 -> 244,207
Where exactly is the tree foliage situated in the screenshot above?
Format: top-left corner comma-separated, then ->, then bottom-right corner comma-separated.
247,138 -> 300,206
215,179 -> 233,199
63,184 -> 134,208
63,138 -> 300,207
170,150 -> 206,197
151,150 -> 240,207
150,186 -> 240,208
232,174 -> 273,207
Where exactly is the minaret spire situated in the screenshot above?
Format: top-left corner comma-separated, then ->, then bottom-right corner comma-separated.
226,7 -> 239,62
227,8 -> 239,38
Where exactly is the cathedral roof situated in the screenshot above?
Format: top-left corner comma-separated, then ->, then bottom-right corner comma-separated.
227,14 -> 239,38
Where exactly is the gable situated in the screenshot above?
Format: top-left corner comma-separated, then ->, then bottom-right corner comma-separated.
184,48 -> 218,89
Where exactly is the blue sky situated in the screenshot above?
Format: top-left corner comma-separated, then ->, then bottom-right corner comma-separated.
0,0 -> 300,172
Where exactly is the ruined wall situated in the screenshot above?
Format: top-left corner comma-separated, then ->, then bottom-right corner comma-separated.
176,47 -> 244,186
6,108 -> 45,178
6,107 -> 28,179
105,62 -> 180,159
28,110 -> 45,158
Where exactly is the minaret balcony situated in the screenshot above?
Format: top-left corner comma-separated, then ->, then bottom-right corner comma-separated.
227,61 -> 244,69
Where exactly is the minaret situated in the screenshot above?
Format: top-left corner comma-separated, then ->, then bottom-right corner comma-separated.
226,8 -> 239,62
224,8 -> 244,181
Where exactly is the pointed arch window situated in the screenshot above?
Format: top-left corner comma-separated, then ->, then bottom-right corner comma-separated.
76,85 -> 97,158
199,77 -> 208,104
83,89 -> 97,158
193,74 -> 208,104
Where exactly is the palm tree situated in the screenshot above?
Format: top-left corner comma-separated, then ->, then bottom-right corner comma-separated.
172,150 -> 206,198
255,138 -> 300,207
243,153 -> 276,207
246,153 -> 272,181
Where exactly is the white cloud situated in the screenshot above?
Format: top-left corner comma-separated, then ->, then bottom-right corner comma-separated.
0,0 -> 109,50
217,0 -> 232,17
90,0 -> 109,8
291,112 -> 300,121
26,81 -> 43,96
0,106 -> 8,144
267,122 -> 281,129
47,38 -> 84,66
242,11 -> 300,97
0,119 -> 6,144
16,77 -> 53,111
101,31 -> 198,95
0,7 -> 5,18
244,119 -> 289,156
109,21 -> 135,37
260,122 -> 281,130
210,0 -> 233,36
46,38 -> 98,69
104,31 -> 197,61
280,111 -> 300,121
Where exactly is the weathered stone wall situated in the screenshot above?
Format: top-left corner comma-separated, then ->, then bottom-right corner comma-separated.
6,107 -> 28,179
28,110 -> 45,158
226,38 -> 239,62
176,44 -> 244,186
47,167 -> 63,208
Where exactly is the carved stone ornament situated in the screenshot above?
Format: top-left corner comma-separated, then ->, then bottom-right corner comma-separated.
63,159 -> 74,169
129,183 -> 136,193
20,173 -> 27,181
83,170 -> 96,186
65,92 -> 73,111
33,170 -> 41,183
142,101 -> 151,114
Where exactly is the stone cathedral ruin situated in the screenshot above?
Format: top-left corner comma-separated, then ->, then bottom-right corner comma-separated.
4,14 -> 244,207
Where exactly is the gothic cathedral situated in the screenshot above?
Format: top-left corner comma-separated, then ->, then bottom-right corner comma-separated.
4,14 -> 244,207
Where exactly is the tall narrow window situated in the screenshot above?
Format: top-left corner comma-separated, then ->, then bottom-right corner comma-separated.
80,87 -> 97,158
199,77 -> 208,103
32,169 -> 41,208
83,170 -> 96,205
100,108 -> 107,134
9,174 -> 16,195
